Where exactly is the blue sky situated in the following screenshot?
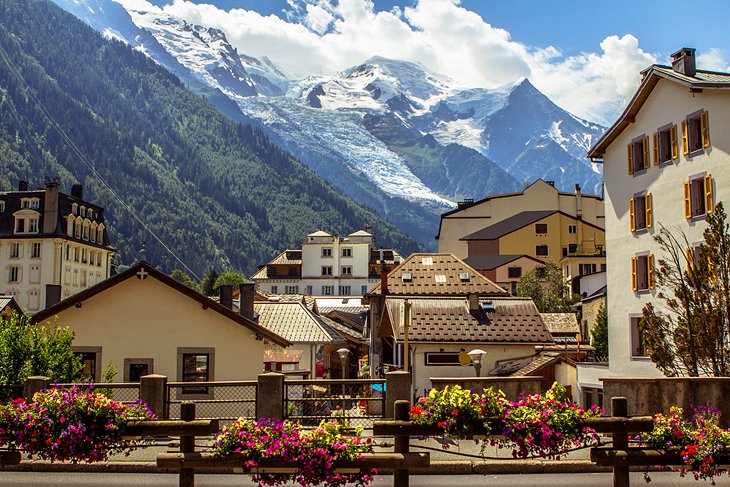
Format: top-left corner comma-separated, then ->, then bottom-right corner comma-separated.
132,0 -> 729,123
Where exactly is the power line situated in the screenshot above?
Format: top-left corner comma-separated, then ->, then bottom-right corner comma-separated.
0,38 -> 201,280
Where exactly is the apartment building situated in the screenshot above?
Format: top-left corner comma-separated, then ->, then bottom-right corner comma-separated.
0,180 -> 114,311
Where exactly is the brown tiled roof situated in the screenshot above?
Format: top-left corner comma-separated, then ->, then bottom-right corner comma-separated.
368,253 -> 507,296
264,349 -> 304,363
255,302 -> 345,344
318,315 -> 368,344
384,297 -> 553,343
511,352 -> 564,376
540,313 -> 579,335
0,296 -> 22,315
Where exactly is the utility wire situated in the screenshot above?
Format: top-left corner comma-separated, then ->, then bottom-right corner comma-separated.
0,39 -> 200,280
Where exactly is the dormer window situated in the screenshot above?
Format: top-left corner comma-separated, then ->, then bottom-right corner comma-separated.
0,201 -> 5,212
72,203 -> 78,215
30,199 -> 40,209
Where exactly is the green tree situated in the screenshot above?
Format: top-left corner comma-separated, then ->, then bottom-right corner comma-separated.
213,271 -> 247,290
200,269 -> 219,296
0,312 -> 83,386
590,303 -> 608,357
640,202 -> 730,376
170,269 -> 199,291
516,261 -> 577,312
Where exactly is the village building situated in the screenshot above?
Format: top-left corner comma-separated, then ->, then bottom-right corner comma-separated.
0,180 -> 114,312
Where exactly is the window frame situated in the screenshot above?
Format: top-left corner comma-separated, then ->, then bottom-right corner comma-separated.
341,265 -> 352,276
341,247 -> 352,258
73,346 -> 102,382
568,224 -> 577,234
321,247 -> 333,258
123,358 -> 154,382
684,109 -> 709,155
322,285 -> 333,296
424,352 -> 462,366
8,266 -> 20,283
629,314 -> 649,358
339,285 -> 351,296
321,265 -> 333,276
654,123 -> 677,165
177,347 -> 215,398
535,244 -> 549,257
629,191 -> 652,232
631,252 -> 654,292
535,223 -> 548,234
684,173 -> 713,220
507,266 -> 522,278
627,134 -> 650,175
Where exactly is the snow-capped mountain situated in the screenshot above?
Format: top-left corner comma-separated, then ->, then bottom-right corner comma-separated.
52,0 -> 605,246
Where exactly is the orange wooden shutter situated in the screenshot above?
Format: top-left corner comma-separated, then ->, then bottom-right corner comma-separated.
642,137 -> 650,170
653,132 -> 659,165
645,193 -> 653,228
631,256 -> 638,291
681,120 -> 689,155
629,197 -> 636,231
705,174 -> 714,214
701,111 -> 710,148
670,125 -> 678,159
683,181 -> 691,219
627,143 -> 634,175
648,254 -> 655,289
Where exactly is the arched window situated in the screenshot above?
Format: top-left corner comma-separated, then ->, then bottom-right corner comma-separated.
74,217 -> 82,239
66,215 -> 75,237
90,222 -> 98,243
82,219 -> 90,241
97,224 -> 104,244
71,203 -> 78,215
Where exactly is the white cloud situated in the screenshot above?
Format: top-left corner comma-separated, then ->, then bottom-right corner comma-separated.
698,48 -> 730,72
114,0 -> 676,124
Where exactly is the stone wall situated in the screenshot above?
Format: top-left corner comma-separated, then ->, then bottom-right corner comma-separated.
430,376 -> 542,401
603,378 -> 730,427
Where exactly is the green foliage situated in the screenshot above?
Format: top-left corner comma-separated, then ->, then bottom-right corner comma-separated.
213,271 -> 246,290
590,304 -> 608,357
516,261 -> 577,313
170,269 -> 199,291
0,312 -> 82,385
200,269 -> 219,296
0,0 -> 420,277
640,202 -> 730,376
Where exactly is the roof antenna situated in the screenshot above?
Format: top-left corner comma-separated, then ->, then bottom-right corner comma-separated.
140,241 -> 147,262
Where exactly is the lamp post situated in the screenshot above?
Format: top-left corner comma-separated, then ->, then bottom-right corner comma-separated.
337,348 -> 351,406
467,349 -> 487,377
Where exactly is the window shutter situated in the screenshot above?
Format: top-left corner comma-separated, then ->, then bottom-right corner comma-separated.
648,254 -> 655,289
646,193 -> 653,228
629,197 -> 636,232
705,174 -> 714,214
642,137 -> 650,170
670,125 -> 678,159
701,111 -> 710,148
681,120 -> 689,155
627,143 -> 634,175
653,132 -> 659,165
683,181 -> 691,219
631,256 -> 638,292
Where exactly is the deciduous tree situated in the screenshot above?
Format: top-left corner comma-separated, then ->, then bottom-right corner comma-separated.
517,261 -> 577,313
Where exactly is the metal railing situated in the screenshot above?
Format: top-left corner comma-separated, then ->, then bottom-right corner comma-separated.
284,379 -> 385,429
166,381 -> 257,422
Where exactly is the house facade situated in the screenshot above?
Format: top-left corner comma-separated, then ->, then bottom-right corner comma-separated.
252,229 -> 402,297
587,47 -> 730,378
0,180 -> 114,312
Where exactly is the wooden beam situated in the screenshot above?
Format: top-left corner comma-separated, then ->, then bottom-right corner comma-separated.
591,447 -> 730,467
124,419 -> 219,437
0,451 -> 21,467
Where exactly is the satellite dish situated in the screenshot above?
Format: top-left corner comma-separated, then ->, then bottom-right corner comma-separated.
459,351 -> 472,366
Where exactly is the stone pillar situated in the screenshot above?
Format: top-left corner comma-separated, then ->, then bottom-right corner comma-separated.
23,376 -> 50,401
386,371 -> 411,419
140,374 -> 168,420
257,373 -> 284,420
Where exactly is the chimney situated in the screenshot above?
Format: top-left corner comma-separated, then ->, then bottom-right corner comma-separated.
239,282 -> 255,321
671,47 -> 696,77
467,293 -> 481,316
380,266 -> 389,294
43,179 -> 60,234
18,180 -> 28,191
71,184 -> 84,200
219,284 -> 233,309
575,183 -> 582,220
45,284 -> 62,308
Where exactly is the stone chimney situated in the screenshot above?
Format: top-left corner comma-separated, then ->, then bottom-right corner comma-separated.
43,179 -> 60,234
219,284 -> 233,309
467,292 -> 481,316
239,282 -> 255,321
575,183 -> 582,220
380,265 -> 389,294
18,180 -> 28,191
71,184 -> 84,200
671,47 -> 696,77
45,284 -> 61,308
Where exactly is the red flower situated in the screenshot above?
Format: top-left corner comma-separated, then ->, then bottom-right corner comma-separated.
12,398 -> 25,405
410,406 -> 422,416
451,410 -> 459,417
437,422 -> 447,429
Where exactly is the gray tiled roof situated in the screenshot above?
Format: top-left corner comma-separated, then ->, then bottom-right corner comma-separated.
255,302 -> 345,344
540,313 -> 579,335
464,254 -> 541,270
461,211 -> 557,241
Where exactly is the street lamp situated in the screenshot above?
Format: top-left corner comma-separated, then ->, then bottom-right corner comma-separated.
467,349 -> 487,377
337,348 -> 351,408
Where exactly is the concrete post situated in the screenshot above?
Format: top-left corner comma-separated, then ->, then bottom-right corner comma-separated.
23,376 -> 50,401
140,374 -> 168,420
257,373 -> 285,420
386,371 -> 411,419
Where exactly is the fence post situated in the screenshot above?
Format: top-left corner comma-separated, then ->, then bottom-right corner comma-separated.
393,400 -> 410,487
179,401 -> 196,487
611,397 -> 630,487
23,376 -> 50,401
385,371 -> 411,419
140,374 -> 168,420
257,373 -> 284,420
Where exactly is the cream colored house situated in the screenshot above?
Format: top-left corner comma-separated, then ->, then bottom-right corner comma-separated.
0,180 -> 114,313
587,47 -> 730,379
437,179 -> 604,259
33,262 -> 290,389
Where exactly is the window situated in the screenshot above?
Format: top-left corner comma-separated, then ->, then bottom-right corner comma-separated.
124,359 -> 154,382
361,285 -> 368,295
21,199 -> 29,209
535,223 -> 548,234
682,111 -> 710,155
8,266 -> 19,283
81,248 -> 87,264
28,218 -> 38,233
270,285 -> 278,294
306,285 -> 313,295
10,242 -> 20,258
654,124 -> 678,165
583,387 -> 604,409
339,285 -> 351,296
629,193 -> 653,231
27,289 -> 40,311
425,352 -> 461,366
0,201 -> 4,212
322,266 -> 333,276
580,263 -> 597,275
30,199 -> 39,209
97,226 -> 104,243
630,315 -> 647,357
14,218 -> 25,233
285,285 -> 299,294
321,247 -> 333,258
74,220 -> 81,239
178,348 -> 214,395
288,267 -> 298,277
31,242 -> 41,258
29,264 -> 40,284
536,245 -> 549,257
80,270 -> 87,287
342,247 -> 352,257
507,266 -> 522,278
341,266 -> 352,276
631,253 -> 655,292
322,285 -> 334,296
74,247 -> 79,262
568,224 -> 577,234
684,175 -> 713,218
627,135 -> 650,175
73,347 -> 102,382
